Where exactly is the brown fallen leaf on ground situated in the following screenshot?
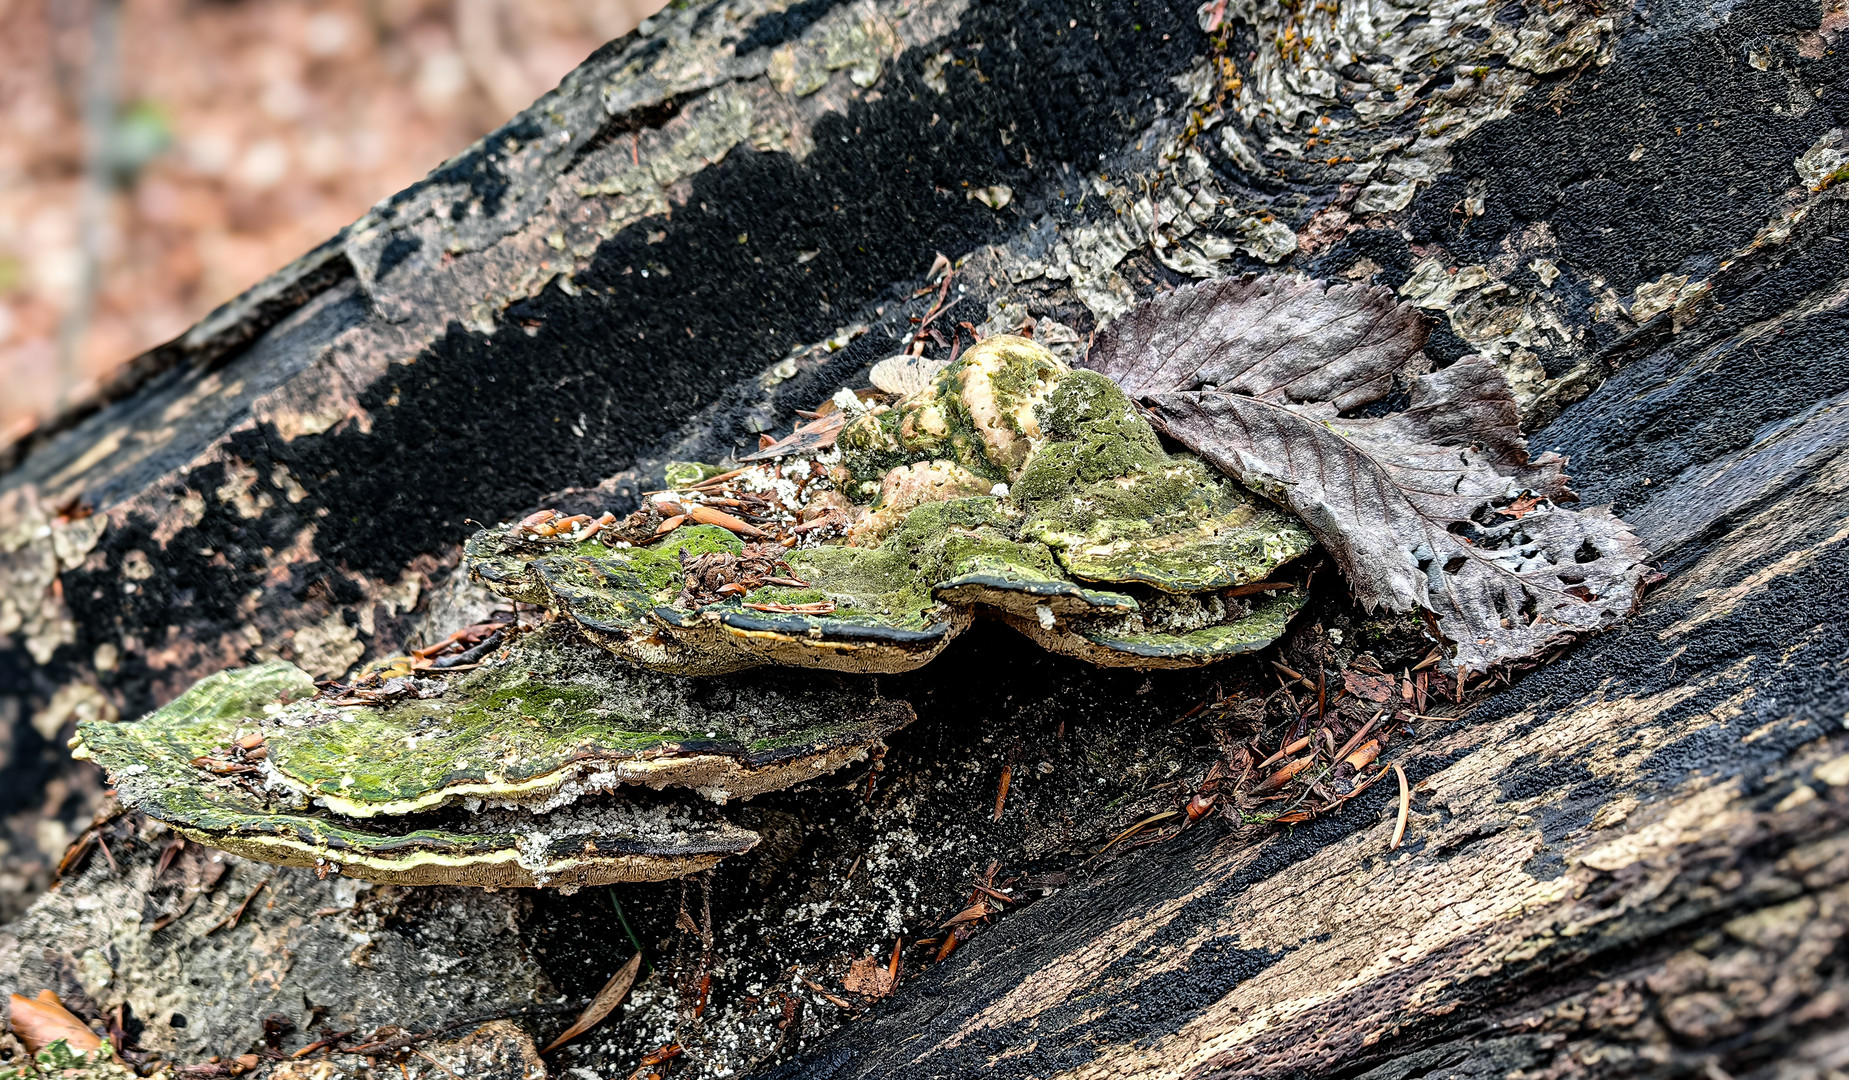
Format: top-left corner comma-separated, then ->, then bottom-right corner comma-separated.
843,954 -> 897,999
543,951 -> 643,1053
1149,363 -> 1651,673
8,990 -> 105,1056
1343,671 -> 1396,703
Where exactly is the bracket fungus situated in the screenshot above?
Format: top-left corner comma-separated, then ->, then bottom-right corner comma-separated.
465,335 -> 1316,676
72,276 -> 1652,889
73,624 -> 910,887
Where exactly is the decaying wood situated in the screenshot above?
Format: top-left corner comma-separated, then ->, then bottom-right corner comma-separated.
2,0 -> 1848,1075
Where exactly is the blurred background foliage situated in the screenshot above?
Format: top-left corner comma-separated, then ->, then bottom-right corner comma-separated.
0,0 -> 668,451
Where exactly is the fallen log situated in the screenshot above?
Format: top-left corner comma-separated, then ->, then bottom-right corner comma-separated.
3,0 -> 1847,1076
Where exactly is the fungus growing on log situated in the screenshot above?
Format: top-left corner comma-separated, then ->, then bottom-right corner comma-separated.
72,279 -> 1652,890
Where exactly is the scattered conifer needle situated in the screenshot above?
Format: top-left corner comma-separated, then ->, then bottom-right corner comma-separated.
154,836 -> 185,880
970,883 -> 1014,905
1258,756 -> 1317,792
544,951 -> 643,1053
412,1046 -> 464,1079
800,978 -> 855,1009
1099,810 -> 1179,854
1332,710 -> 1385,765
1257,736 -> 1311,770
1391,762 -> 1410,850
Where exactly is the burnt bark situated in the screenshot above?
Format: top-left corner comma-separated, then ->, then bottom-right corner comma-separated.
3,0 -> 1849,1076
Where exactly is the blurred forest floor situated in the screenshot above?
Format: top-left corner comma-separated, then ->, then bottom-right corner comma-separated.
0,0 -> 665,452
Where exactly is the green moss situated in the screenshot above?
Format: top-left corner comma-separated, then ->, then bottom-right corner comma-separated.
775,500 -> 1006,628
970,338 -> 1064,431
838,407 -> 910,497
838,374 -> 1005,494
73,691 -> 759,887
471,523 -> 741,633
535,524 -> 742,631
1077,589 -> 1307,660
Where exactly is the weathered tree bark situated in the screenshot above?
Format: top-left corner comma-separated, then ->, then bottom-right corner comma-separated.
3,0 -> 1848,1076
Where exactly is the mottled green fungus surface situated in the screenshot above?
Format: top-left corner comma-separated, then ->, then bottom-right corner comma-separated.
73,625 -> 911,887
76,337 -> 1322,889
467,336 -> 1315,675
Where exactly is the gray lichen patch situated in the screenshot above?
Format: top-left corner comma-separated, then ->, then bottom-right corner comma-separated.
0,484 -> 107,665
468,338 -> 1314,676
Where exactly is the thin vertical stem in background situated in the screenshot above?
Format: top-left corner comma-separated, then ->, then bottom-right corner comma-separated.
56,0 -> 121,413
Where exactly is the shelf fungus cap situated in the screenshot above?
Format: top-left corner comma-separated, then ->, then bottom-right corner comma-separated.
73,625 -> 911,887
466,338 -> 1317,676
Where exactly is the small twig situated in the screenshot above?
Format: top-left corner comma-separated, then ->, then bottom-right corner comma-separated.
208,877 -> 270,935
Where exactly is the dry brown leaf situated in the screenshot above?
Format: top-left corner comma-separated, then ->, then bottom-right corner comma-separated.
8,990 -> 104,1056
1092,275 -> 1653,674
543,951 -> 642,1053
1343,671 -> 1396,703
1149,359 -> 1651,673
1082,275 -> 1427,410
842,950 -> 901,1000
738,411 -> 847,462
